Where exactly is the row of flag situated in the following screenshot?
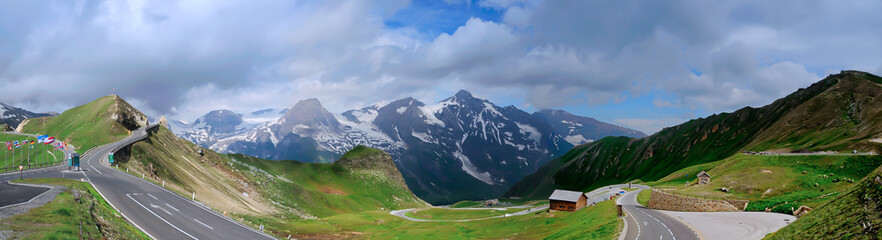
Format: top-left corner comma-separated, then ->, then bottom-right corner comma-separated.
5,135 -> 66,151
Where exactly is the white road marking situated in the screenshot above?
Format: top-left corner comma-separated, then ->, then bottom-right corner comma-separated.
193,219 -> 214,230
127,194 -> 198,240
91,166 -> 103,175
638,208 -> 676,240
150,203 -> 173,216
165,203 -> 180,212
147,193 -> 158,200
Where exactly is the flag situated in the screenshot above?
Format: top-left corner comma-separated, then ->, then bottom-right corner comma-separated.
29,144 -> 34,149
6,145 -> 10,151
44,137 -> 55,144
13,140 -> 18,145
14,144 -> 20,149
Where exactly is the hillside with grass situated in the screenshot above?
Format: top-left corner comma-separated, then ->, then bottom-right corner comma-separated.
18,95 -> 148,153
1,178 -> 148,239
119,127 -> 277,216
765,163 -> 882,239
0,133 -> 65,170
645,154 -> 882,213
117,126 -> 428,237
505,71 -> 882,200
748,71 -> 882,152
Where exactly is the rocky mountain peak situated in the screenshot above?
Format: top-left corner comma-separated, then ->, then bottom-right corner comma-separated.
455,89 -> 474,98
194,110 -> 243,134
281,98 -> 340,128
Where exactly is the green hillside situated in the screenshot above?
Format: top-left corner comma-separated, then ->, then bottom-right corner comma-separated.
0,133 -> 65,170
765,164 -> 882,239
118,126 -> 428,238
1,178 -> 148,240
647,154 -> 882,213
227,146 -> 429,219
505,71 -> 882,200
19,95 -> 148,154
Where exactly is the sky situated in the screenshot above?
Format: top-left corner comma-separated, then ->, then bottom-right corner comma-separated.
1,0 -> 881,134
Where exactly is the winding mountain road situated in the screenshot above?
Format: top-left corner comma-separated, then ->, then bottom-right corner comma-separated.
618,185 -> 702,240
1,125 -> 277,240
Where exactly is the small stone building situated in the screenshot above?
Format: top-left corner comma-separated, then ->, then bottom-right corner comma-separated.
793,206 -> 813,218
549,189 -> 587,212
697,171 -> 711,184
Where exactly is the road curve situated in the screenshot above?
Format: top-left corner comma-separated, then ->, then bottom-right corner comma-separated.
617,185 -> 701,240
80,124 -> 277,240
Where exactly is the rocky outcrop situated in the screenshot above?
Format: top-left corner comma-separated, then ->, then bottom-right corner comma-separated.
335,145 -> 408,188
108,95 -> 148,131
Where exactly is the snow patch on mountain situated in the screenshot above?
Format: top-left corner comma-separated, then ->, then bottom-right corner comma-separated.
563,135 -> 593,145
453,150 -> 496,185
515,122 -> 541,143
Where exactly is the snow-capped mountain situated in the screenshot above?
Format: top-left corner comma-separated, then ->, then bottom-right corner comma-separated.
173,90 -> 642,204
534,109 -> 646,145
171,108 -> 287,148
0,103 -> 53,129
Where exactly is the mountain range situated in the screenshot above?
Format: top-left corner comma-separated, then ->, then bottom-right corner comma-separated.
504,70 -> 882,199
171,90 -> 645,204
0,102 -> 54,130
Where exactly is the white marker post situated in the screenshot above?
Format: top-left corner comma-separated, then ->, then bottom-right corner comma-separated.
192,192 -> 195,201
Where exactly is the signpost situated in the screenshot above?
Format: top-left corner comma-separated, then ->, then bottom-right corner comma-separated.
71,153 -> 80,171
109,153 -> 114,165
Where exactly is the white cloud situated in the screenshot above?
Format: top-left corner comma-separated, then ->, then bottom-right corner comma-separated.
0,0 -> 880,128
614,117 -> 689,135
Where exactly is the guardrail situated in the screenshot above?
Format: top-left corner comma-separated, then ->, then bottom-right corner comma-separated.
109,124 -> 159,154
0,160 -> 66,173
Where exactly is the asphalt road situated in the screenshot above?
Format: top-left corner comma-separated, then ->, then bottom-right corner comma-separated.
618,185 -> 701,240
0,182 -> 49,207
0,125 -> 276,240
78,125 -> 276,240
659,210 -> 795,240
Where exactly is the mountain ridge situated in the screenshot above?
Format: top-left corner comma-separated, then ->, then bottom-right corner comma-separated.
505,71 -> 876,199
172,90 -> 643,204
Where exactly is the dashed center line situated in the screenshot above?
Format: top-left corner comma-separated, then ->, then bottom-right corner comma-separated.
127,194 -> 198,240
193,219 -> 214,230
165,203 -> 180,212
147,193 -> 158,200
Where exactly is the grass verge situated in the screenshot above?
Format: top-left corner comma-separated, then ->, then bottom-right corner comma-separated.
1,178 -> 148,240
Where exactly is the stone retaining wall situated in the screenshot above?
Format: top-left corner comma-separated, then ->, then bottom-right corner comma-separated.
647,189 -> 748,212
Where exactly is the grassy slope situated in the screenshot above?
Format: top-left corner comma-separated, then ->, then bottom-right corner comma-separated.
122,127 -> 276,215
646,154 -> 882,213
120,127 -> 428,238
19,95 -> 146,154
505,71 -> 882,200
404,208 -> 525,220
229,151 -> 428,219
1,178 -> 148,240
636,189 -> 650,206
765,164 -> 882,239
326,200 -> 620,240
0,133 -> 65,170
748,72 -> 882,152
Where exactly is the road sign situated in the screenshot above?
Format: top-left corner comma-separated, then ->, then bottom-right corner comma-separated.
109,153 -> 114,164
72,153 -> 80,167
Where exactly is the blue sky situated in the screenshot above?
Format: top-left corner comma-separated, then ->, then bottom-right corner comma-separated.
1,0 -> 881,134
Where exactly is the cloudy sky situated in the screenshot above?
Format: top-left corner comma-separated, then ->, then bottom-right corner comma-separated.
1,0 -> 881,134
